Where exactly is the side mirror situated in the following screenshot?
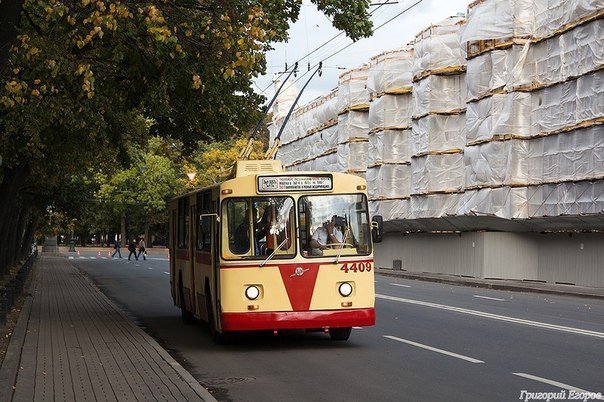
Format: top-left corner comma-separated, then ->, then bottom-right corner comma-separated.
371,215 -> 383,244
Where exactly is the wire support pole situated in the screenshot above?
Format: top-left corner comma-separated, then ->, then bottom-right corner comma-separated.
275,62 -> 322,144
251,62 -> 298,141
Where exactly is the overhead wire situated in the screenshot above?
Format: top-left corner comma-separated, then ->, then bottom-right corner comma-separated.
278,0 -> 424,97
258,0 -> 394,95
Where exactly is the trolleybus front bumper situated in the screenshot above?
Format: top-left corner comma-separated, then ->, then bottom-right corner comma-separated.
221,308 -> 375,331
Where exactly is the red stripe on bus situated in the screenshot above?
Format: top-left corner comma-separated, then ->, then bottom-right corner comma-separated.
195,252 -> 211,265
175,249 -> 189,260
221,308 -> 375,331
278,264 -> 320,311
219,259 -> 374,269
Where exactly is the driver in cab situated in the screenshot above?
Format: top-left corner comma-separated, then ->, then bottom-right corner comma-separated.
310,215 -> 345,256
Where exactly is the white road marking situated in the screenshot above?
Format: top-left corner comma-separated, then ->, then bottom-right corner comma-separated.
90,257 -> 96,260
473,295 -> 505,301
148,257 -> 169,261
384,335 -> 484,364
68,256 -> 74,259
101,257 -> 107,260
390,283 -> 411,288
376,293 -> 604,339
353,326 -> 363,330
148,267 -> 153,270
512,373 -> 603,398
163,272 -> 170,275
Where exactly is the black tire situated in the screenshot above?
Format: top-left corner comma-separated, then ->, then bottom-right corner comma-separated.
179,275 -> 195,325
206,292 -> 227,345
329,327 -> 352,341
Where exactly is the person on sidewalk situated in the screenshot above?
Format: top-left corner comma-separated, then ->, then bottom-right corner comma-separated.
111,240 -> 122,258
137,237 -> 147,261
127,239 -> 138,261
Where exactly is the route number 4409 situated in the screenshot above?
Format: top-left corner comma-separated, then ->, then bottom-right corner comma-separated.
340,262 -> 372,273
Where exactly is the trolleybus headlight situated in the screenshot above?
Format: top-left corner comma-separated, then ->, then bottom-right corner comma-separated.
338,282 -> 353,297
245,285 -> 260,300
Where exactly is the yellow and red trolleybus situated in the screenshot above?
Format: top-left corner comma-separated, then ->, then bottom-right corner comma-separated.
169,160 -> 377,342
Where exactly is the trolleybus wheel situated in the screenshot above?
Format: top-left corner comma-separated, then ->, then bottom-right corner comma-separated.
206,292 -> 227,345
178,274 -> 195,325
329,327 -> 352,341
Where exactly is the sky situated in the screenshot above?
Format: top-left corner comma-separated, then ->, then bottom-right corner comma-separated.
253,0 -> 470,106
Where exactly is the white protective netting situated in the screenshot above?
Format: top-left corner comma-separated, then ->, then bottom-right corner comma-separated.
368,129 -> 412,165
412,114 -> 466,155
412,74 -> 467,117
337,111 -> 369,143
534,0 -> 604,38
411,153 -> 465,195
368,94 -> 413,131
367,47 -> 414,96
367,164 -> 412,199
336,141 -> 368,172
337,66 -> 370,112
412,15 -> 466,78
466,20 -> 603,101
462,0 -> 538,45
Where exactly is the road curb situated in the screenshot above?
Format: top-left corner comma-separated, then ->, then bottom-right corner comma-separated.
376,269 -> 604,300
0,293 -> 33,402
71,261 -> 217,402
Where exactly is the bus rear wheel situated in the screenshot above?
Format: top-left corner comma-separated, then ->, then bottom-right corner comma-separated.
329,327 -> 352,341
178,275 -> 195,325
206,292 -> 227,345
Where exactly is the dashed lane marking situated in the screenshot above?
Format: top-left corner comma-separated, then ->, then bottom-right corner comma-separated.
148,267 -> 153,270
512,373 -> 603,398
353,327 -> 363,330
163,272 -> 170,275
376,293 -> 604,339
384,335 -> 484,363
68,256 -> 74,259
473,295 -> 505,301
390,283 -> 411,288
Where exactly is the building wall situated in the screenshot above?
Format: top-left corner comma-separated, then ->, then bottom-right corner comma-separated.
375,232 -> 604,287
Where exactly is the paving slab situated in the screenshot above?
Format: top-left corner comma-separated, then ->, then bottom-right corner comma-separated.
0,256 -> 215,402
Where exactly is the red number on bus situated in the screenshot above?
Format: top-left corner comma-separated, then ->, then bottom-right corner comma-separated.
340,263 -> 349,273
366,262 -> 372,272
358,262 -> 365,272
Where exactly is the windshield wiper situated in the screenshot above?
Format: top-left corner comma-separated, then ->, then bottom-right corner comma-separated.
334,226 -> 350,265
260,238 -> 289,268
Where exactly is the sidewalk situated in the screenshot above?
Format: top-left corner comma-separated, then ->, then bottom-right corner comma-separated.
0,255 -> 215,402
376,267 -> 604,300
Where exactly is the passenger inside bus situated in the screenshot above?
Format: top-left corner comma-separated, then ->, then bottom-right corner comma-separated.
309,215 -> 347,256
254,200 -> 293,256
233,208 -> 250,254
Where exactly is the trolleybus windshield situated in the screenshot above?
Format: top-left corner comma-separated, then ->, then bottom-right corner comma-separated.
298,194 -> 371,258
224,196 -> 296,260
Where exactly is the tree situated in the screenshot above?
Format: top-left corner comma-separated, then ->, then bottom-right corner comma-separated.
0,0 -> 373,277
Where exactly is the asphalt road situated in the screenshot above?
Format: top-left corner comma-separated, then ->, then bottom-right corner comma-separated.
68,250 -> 604,402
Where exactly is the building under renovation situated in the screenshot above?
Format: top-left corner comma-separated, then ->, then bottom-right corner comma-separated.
269,0 -> 604,287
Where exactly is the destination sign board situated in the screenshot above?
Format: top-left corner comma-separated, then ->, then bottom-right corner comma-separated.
258,175 -> 333,192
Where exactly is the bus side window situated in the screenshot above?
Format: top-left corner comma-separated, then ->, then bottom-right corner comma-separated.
227,199 -> 250,255
178,197 -> 190,249
197,190 -> 212,252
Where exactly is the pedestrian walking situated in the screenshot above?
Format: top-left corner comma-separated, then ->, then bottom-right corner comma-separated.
111,240 -> 122,258
137,237 -> 147,261
128,239 -> 138,261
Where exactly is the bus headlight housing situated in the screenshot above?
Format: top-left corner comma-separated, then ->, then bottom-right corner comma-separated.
338,282 -> 353,297
245,285 -> 260,300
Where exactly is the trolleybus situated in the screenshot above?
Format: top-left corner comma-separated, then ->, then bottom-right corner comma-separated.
169,160 -> 380,342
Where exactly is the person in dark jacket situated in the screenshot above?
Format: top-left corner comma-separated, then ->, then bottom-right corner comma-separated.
127,239 -> 138,261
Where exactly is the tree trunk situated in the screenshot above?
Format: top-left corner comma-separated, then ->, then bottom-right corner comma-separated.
0,0 -> 24,70
20,215 -> 38,258
120,212 -> 126,247
144,219 -> 150,248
